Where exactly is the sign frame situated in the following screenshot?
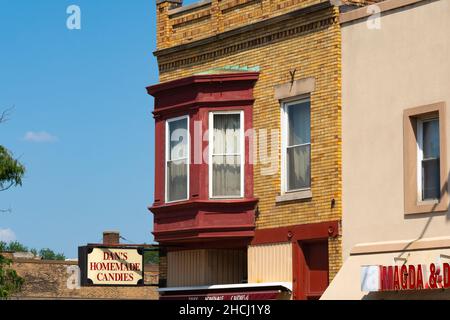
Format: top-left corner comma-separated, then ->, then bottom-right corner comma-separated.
78,245 -> 145,287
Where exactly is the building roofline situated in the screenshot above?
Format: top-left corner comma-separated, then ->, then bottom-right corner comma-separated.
340,0 -> 428,24
153,0 -> 334,57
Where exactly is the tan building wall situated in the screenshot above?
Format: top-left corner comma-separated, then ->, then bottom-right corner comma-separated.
155,0 -> 345,285
341,0 -> 450,258
6,256 -> 158,300
248,243 -> 292,283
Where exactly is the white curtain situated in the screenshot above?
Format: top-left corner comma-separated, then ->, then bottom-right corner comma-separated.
212,114 -> 241,197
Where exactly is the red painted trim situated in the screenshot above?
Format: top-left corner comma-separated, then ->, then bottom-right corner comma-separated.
165,240 -> 251,250
251,221 -> 339,246
147,72 -> 259,244
146,72 -> 260,96
150,198 -> 258,212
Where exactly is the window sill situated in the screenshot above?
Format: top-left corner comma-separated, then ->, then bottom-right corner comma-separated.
404,198 -> 449,215
276,189 -> 312,203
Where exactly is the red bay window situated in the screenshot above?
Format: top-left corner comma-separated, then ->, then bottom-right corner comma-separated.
147,72 -> 259,247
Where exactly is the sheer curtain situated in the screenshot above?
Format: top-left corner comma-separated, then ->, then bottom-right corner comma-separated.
167,118 -> 188,202
286,101 -> 311,191
212,113 -> 241,197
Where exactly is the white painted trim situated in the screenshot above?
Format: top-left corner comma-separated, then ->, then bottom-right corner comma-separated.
417,118 -> 424,201
208,110 -> 245,199
280,97 -> 311,194
165,115 -> 190,203
417,117 -> 440,202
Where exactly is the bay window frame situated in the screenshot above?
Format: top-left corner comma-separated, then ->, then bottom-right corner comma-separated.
165,115 -> 190,203
208,110 -> 245,199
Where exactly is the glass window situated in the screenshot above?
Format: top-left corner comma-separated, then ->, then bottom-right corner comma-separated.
284,99 -> 311,192
166,116 -> 189,202
210,112 -> 243,198
418,118 -> 440,201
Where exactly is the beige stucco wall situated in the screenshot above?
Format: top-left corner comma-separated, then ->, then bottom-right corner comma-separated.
341,0 -> 450,258
248,243 -> 292,283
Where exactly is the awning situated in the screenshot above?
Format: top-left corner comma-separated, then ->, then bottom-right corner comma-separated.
159,282 -> 292,300
321,237 -> 450,300
160,290 -> 283,300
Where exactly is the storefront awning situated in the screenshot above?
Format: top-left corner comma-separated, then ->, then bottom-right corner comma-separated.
159,282 -> 292,300
321,237 -> 450,300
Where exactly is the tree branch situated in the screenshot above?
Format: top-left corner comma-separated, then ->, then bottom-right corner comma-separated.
0,182 -> 14,192
0,106 -> 14,124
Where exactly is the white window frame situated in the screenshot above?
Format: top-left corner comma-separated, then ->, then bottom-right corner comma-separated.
208,110 -> 245,199
165,115 -> 190,203
281,96 -> 311,194
417,117 -> 440,202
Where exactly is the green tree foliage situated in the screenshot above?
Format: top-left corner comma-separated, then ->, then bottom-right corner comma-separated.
0,254 -> 24,299
4,241 -> 28,252
0,108 -> 26,299
0,145 -> 25,192
143,250 -> 159,264
0,241 -> 66,261
39,248 -> 66,261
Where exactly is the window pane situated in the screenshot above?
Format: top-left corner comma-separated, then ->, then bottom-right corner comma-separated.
288,101 -> 310,146
423,119 -> 439,159
167,159 -> 187,202
168,118 -> 188,161
213,114 -> 240,154
422,159 -> 440,200
287,144 -> 310,191
212,155 -> 241,197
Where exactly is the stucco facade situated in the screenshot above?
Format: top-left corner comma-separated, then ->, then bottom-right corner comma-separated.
322,0 -> 450,299
341,0 -> 450,259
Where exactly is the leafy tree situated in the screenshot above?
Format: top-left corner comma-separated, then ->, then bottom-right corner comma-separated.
5,241 -> 28,253
0,254 -> 24,299
39,248 -> 66,261
0,146 -> 25,192
143,250 -> 159,264
0,107 -> 26,298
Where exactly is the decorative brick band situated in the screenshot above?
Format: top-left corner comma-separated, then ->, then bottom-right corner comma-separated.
159,16 -> 336,72
172,9 -> 212,27
221,0 -> 262,13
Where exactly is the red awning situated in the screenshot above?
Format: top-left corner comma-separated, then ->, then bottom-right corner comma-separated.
160,290 -> 282,300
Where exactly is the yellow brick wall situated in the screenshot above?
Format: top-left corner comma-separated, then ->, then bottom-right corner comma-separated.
154,2 -> 343,283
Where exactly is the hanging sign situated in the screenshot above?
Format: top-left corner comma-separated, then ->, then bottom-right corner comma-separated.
79,246 -> 144,286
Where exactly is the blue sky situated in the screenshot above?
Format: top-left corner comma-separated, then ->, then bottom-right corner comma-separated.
0,0 -> 197,258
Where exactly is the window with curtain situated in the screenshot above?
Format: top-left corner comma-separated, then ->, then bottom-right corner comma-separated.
166,116 -> 189,202
418,118 -> 440,201
210,112 -> 243,198
283,99 -> 311,192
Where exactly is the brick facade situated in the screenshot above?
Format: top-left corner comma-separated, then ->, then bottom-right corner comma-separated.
153,0 -> 346,291
4,255 -> 159,300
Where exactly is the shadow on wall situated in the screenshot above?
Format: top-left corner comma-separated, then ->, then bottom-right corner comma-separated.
399,171 -> 450,257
